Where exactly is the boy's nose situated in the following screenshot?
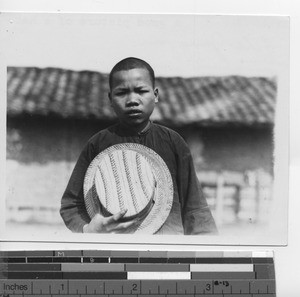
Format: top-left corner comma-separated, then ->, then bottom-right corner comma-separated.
126,93 -> 140,106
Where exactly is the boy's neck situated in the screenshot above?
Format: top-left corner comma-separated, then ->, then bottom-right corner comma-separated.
118,121 -> 151,135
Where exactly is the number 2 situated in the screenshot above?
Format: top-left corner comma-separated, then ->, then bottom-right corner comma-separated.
132,284 -> 138,291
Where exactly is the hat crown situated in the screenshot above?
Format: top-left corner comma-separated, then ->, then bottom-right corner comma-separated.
95,150 -> 155,217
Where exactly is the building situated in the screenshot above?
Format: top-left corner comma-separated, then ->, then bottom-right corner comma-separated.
6,67 -> 276,230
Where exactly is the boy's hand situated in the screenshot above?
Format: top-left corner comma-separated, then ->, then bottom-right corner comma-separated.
83,210 -> 137,233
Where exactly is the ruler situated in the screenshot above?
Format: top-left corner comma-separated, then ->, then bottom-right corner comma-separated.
0,250 -> 276,297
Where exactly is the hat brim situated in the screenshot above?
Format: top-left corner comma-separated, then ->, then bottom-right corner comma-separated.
84,143 -> 173,234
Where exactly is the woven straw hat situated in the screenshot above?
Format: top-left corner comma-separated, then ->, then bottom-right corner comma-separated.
84,143 -> 173,234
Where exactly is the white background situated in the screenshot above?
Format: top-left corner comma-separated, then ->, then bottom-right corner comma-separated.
0,14 -> 288,78
0,0 -> 299,296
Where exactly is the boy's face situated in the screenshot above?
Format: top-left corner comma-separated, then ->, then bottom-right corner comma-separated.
109,68 -> 158,130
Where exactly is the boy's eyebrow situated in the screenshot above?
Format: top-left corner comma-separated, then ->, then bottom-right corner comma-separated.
113,84 -> 150,91
112,86 -> 129,92
135,85 -> 149,88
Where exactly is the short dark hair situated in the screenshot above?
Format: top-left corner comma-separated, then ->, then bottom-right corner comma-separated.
109,57 -> 155,89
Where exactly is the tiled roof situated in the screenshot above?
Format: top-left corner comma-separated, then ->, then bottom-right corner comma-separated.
7,67 -> 276,126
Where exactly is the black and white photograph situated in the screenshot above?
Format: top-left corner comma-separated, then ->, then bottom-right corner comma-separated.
0,13 -> 289,245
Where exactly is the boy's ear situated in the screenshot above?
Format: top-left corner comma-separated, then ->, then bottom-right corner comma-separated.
154,87 -> 159,103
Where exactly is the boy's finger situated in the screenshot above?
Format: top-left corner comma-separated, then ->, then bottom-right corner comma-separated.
114,219 -> 138,231
106,209 -> 127,224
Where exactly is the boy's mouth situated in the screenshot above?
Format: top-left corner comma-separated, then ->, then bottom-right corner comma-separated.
126,109 -> 143,117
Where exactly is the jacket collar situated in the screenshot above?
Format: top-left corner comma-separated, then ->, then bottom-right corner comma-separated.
115,121 -> 152,137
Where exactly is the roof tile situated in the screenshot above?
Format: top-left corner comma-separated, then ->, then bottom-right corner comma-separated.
7,67 -> 277,126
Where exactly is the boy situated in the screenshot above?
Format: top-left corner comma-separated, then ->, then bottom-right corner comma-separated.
60,57 -> 217,235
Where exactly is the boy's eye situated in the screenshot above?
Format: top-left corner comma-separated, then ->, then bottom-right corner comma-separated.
137,89 -> 148,94
115,91 -> 126,96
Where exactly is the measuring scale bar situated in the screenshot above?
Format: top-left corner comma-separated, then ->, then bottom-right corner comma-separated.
0,279 -> 276,296
0,250 -> 276,297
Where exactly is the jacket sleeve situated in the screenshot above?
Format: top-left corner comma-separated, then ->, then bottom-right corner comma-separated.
177,141 -> 218,235
60,142 -> 95,233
